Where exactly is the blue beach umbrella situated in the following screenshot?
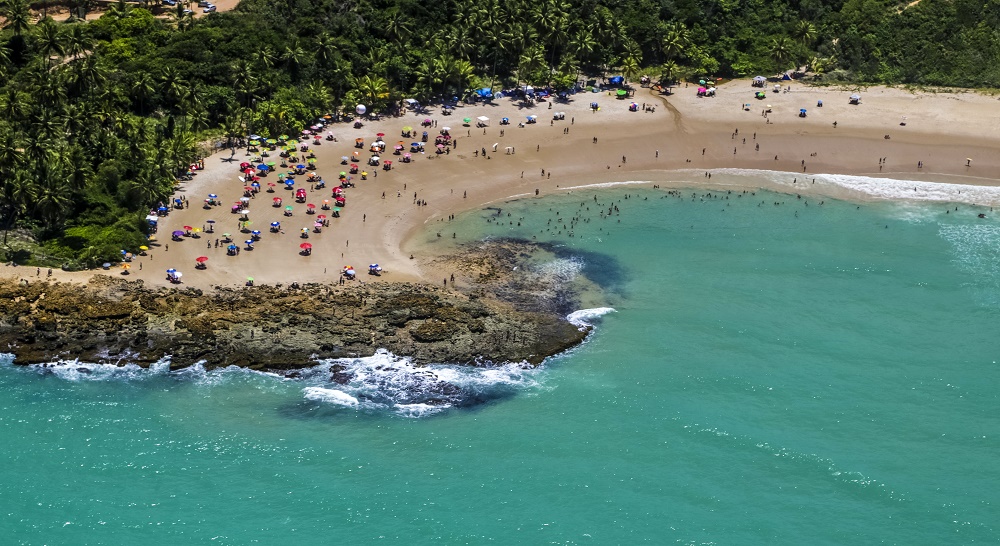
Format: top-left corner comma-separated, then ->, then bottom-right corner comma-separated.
166,268 -> 177,274
257,164 -> 268,171
251,230 -> 261,236
208,193 -> 218,199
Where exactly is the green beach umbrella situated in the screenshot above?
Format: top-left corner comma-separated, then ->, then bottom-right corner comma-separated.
285,205 -> 293,211
266,161 -> 276,167
333,207 -> 341,212
266,138 -> 277,145
463,117 -> 471,123
616,89 -> 627,97
279,134 -> 289,141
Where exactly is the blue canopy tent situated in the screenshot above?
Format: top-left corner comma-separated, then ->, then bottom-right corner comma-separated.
608,76 -> 624,86
476,88 -> 493,100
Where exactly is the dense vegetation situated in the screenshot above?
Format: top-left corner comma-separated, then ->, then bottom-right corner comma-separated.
1,0 -> 998,266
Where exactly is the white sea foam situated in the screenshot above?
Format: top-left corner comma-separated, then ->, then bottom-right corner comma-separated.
562,180 -> 658,191
567,307 -> 617,329
706,168 -> 1000,206
303,387 -> 360,407
535,256 -> 583,281
25,357 -> 173,382
303,349 -> 545,417
4,347 -> 559,418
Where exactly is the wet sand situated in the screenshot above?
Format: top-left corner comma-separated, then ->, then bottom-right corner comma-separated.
8,79 -> 1000,289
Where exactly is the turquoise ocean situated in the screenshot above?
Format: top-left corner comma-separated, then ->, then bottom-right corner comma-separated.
2,170 -> 998,544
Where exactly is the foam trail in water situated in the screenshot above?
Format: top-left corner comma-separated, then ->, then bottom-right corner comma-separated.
567,307 -> 616,329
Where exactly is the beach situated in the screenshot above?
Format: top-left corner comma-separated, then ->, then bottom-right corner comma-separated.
8,78 -> 1000,288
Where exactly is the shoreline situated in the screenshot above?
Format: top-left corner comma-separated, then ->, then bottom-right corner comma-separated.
8,78 -> 1000,289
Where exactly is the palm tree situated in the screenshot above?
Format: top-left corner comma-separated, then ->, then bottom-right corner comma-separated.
570,29 -> 597,67
76,54 -> 107,92
2,0 -> 32,37
770,36 -> 793,69
661,23 -> 689,62
305,81 -> 332,113
487,26 -> 512,91
0,40 -> 12,72
169,4 -> 193,31
351,74 -> 390,111
412,60 -> 439,100
132,72 -> 155,115
158,66 -> 187,109
1,171 -> 35,245
518,45 -> 546,87
384,9 -> 413,47
65,24 -> 91,60
0,87 -> 26,122
106,0 -> 133,21
253,46 -> 275,70
620,55 -> 641,84
657,60 -> 679,89
283,40 -> 306,80
314,33 -> 336,69
793,21 -> 817,46
33,169 -> 72,229
36,19 -> 65,66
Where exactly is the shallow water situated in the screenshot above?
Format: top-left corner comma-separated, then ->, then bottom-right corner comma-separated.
2,173 -> 999,543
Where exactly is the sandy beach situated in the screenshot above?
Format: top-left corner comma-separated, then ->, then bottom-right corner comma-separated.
9,79 -> 1000,289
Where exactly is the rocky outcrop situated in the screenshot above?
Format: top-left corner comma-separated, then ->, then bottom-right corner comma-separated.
0,277 -> 586,370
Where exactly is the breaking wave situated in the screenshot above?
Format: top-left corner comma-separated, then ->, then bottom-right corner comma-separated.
567,307 -> 617,329
298,349 -> 546,417
704,168 -> 1000,206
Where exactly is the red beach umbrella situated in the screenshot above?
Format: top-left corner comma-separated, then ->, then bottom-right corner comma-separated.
299,242 -> 312,249
195,256 -> 208,263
